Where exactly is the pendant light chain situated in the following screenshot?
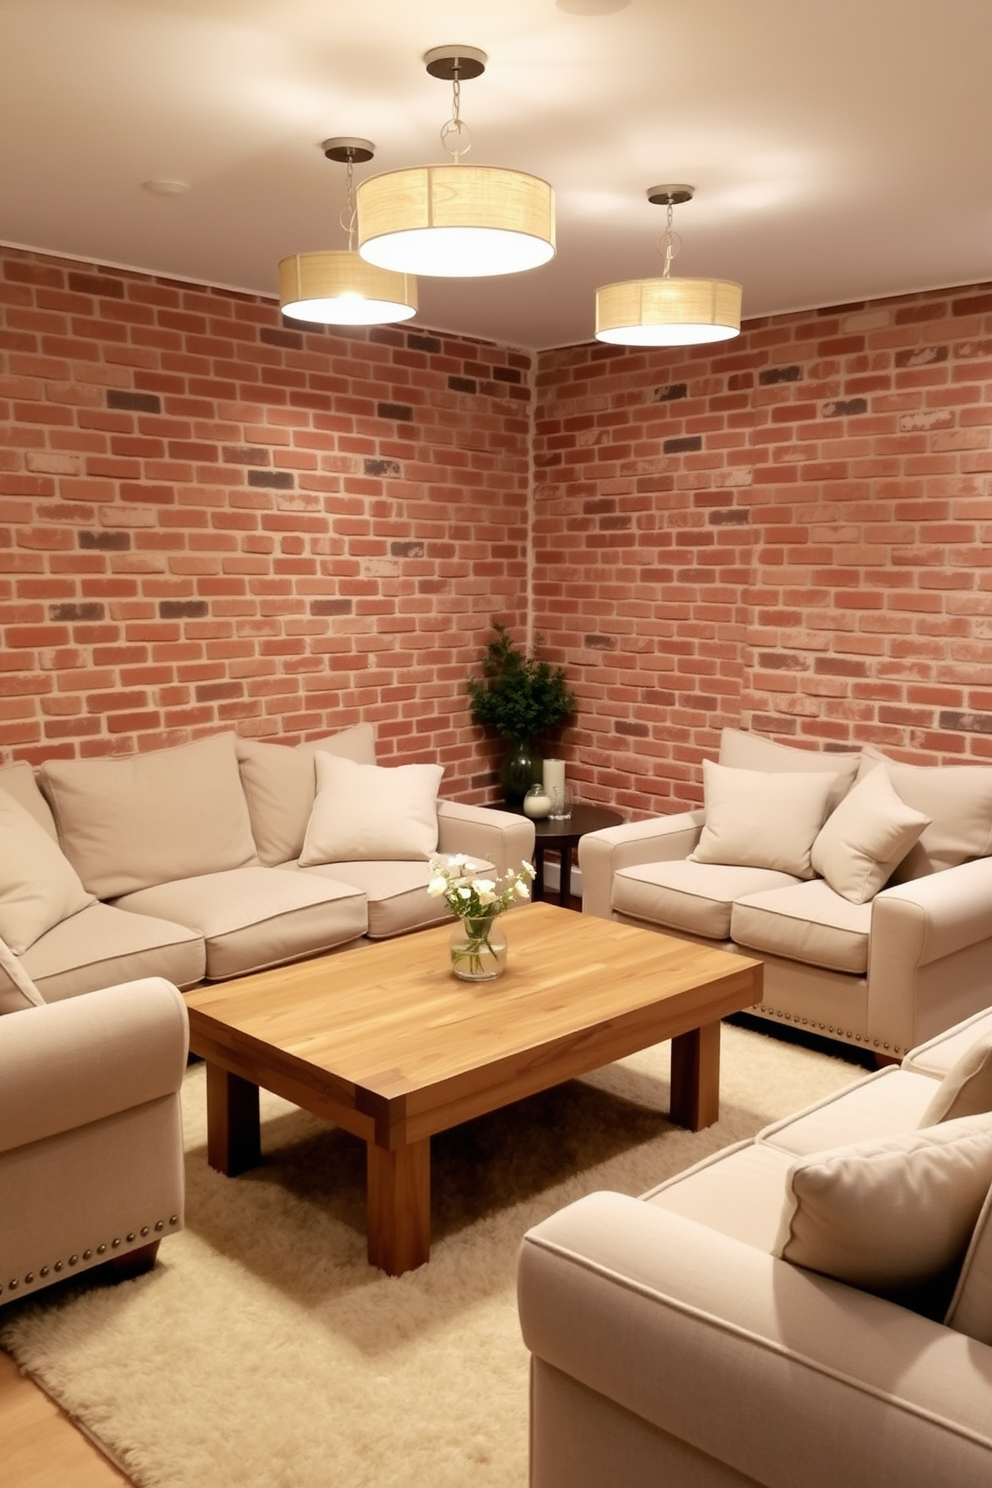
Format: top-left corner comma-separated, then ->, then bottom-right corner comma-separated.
440,64 -> 472,163
341,153 -> 357,250
660,198 -> 681,280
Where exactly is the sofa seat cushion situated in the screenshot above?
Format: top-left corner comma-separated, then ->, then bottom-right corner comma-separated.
644,1140 -> 796,1252
297,860 -> 451,939
19,902 -> 206,1002
613,860 -> 800,940
731,879 -> 872,975
113,867 -> 368,980
39,733 -> 259,898
758,1067 -> 940,1157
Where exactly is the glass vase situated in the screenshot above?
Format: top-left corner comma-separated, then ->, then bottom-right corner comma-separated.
449,916 -> 508,982
500,739 -> 543,808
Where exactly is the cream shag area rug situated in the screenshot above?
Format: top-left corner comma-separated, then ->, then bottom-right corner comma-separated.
1,1021 -> 863,1488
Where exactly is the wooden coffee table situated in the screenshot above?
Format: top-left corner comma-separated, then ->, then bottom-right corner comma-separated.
184,903 -> 762,1276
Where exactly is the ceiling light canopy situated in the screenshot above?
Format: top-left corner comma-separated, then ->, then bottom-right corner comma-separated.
595,186 -> 741,347
356,46 -> 556,279
279,138 -> 417,327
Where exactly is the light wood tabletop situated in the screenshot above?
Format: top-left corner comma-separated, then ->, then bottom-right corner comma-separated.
185,903 -> 762,1275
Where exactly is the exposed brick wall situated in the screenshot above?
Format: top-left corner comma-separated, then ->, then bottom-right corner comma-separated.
3,244 -> 991,821
534,289 -> 992,817
0,247 -> 531,800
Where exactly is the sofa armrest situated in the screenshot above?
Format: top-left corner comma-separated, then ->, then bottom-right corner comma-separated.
873,856 -> 992,967
436,800 -> 536,880
519,1192 -> 992,1488
578,811 -> 705,919
0,977 -> 189,1154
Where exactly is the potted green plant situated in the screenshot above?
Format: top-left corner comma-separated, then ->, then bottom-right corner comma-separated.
467,620 -> 577,806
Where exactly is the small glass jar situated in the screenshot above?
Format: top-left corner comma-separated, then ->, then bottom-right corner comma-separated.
522,784 -> 552,819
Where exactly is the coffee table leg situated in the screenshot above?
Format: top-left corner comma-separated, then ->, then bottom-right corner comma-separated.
205,1064 -> 261,1175
670,1021 -> 721,1131
366,1138 -> 431,1276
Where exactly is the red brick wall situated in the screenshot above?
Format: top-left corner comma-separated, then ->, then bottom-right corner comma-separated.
534,288 -> 992,817
3,244 -> 991,820
0,246 -> 531,800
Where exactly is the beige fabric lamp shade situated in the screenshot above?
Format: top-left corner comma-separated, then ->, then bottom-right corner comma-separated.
595,276 -> 742,346
356,165 -> 556,278
278,250 -> 417,325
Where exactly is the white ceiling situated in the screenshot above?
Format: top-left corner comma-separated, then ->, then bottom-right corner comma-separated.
3,0 -> 992,351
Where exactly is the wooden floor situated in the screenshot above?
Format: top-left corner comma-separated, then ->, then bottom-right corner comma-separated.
1,1344 -> 130,1486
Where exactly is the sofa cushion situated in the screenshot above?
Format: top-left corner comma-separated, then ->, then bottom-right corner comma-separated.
298,859 -> 454,939
718,727 -> 860,810
237,724 -> 377,866
810,765 -> 931,904
299,754 -> 443,866
730,879 -> 872,975
613,859 -> 799,940
945,1185 -> 992,1345
0,760 -> 59,838
0,789 -> 95,953
39,733 -> 258,898
772,1112 -> 992,1292
860,750 -> 992,879
0,934 -> 45,1014
689,761 -> 838,880
19,902 -> 206,1003
113,867 -> 368,980
919,1030 -> 992,1126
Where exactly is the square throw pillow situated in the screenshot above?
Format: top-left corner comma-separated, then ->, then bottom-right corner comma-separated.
299,753 -> 444,865
0,933 -> 45,1015
773,1112 -> 992,1292
237,724 -> 377,865
919,1030 -> 992,1126
810,765 -> 931,905
0,789 -> 95,955
689,760 -> 839,879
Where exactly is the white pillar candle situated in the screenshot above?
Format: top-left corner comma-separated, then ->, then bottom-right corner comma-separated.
543,759 -> 565,795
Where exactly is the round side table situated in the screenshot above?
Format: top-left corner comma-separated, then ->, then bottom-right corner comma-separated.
526,803 -> 624,909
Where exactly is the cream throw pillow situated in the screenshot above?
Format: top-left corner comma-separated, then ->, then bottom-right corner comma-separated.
689,760 -> 838,879
810,765 -> 931,904
0,789 -> 94,954
919,1030 -> 992,1126
773,1113 -> 992,1292
299,753 -> 444,865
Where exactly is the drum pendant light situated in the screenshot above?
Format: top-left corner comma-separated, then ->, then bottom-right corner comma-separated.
278,138 -> 417,326
356,46 -> 556,279
595,186 -> 741,346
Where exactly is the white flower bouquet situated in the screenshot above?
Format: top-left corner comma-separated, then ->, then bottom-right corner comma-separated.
427,854 -> 536,977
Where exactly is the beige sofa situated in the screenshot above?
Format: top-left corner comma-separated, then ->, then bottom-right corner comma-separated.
0,951 -> 188,1307
579,729 -> 992,1058
518,1007 -> 992,1488
0,724 -> 534,1004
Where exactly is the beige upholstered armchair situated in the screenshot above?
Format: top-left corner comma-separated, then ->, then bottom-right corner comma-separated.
1,945 -> 188,1308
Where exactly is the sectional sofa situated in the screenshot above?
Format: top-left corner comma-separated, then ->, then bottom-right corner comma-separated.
518,1005 -> 992,1488
0,724 -> 535,1007
579,729 -> 992,1059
